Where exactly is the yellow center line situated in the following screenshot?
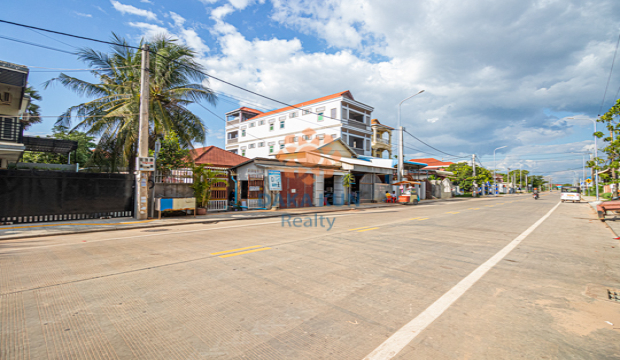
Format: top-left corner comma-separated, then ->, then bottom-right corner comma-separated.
358,227 -> 380,232
468,208 -> 480,210
349,226 -> 372,231
412,218 -> 429,221
210,245 -> 262,255
445,211 -> 460,214
219,247 -> 271,258
485,205 -> 494,207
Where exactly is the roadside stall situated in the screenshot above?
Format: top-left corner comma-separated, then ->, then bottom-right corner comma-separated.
393,180 -> 421,205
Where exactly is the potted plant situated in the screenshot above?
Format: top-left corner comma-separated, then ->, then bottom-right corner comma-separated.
190,163 -> 228,215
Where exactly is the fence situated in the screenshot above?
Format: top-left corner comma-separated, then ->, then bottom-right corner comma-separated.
154,167 -> 229,212
0,169 -> 134,224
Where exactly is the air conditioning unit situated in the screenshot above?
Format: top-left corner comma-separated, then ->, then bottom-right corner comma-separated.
0,92 -> 11,105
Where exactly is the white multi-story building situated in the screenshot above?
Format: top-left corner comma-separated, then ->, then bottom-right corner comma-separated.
225,90 -> 374,158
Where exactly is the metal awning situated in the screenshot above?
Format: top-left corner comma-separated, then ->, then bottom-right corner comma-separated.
22,136 -> 78,154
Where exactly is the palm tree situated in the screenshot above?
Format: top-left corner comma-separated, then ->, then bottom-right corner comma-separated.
44,33 -> 216,170
22,86 -> 42,130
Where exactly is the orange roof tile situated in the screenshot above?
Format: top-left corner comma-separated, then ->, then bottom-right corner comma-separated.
192,146 -> 249,168
252,91 -> 354,120
238,107 -> 263,114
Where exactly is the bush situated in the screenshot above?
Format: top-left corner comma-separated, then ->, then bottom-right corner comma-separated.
602,192 -> 612,200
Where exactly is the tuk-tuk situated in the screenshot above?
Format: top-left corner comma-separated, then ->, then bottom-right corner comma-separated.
560,186 -> 581,203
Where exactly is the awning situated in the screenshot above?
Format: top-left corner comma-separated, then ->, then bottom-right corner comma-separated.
22,136 -> 78,154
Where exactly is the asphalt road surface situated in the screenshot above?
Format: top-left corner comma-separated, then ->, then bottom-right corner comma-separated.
1,193 -> 620,359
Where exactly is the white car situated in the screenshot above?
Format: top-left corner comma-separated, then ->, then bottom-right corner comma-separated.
560,187 -> 581,203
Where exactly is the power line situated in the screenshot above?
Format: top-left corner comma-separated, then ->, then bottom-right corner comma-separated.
0,34 -> 76,55
403,129 -> 461,158
0,19 -> 354,126
599,31 -> 620,115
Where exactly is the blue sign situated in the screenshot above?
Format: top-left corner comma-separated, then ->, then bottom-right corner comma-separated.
268,170 -> 282,191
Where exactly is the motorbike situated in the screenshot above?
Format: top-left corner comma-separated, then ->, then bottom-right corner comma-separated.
533,193 -> 539,200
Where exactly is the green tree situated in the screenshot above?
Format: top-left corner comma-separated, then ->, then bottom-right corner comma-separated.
590,98 -> 620,196
151,131 -> 191,174
21,125 -> 96,165
44,33 -> 217,171
446,162 -> 493,191
22,86 -> 42,130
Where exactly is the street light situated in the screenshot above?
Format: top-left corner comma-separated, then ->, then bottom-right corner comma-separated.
493,145 -> 507,196
397,90 -> 425,195
567,117 -> 599,200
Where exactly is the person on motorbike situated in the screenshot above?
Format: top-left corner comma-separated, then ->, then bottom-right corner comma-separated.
533,188 -> 539,199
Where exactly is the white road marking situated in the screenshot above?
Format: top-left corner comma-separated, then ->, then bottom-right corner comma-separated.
363,201 -> 561,360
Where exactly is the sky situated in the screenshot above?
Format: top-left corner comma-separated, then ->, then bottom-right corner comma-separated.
2,0 -> 620,183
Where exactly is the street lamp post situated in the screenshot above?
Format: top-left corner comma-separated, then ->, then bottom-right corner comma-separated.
493,146 -> 507,196
568,117 -> 599,200
397,90 -> 425,195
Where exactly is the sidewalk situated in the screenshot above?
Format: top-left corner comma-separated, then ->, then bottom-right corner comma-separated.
0,194 -> 526,241
583,194 -> 620,237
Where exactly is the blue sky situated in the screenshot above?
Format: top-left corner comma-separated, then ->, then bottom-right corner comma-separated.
2,0 -> 620,183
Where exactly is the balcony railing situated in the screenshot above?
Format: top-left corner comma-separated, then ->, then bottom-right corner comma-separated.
227,119 -> 240,126
347,120 -> 367,131
227,138 -> 238,144
374,138 -> 389,145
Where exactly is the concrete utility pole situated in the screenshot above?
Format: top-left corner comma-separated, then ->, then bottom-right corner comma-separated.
519,165 -> 522,193
397,90 -> 424,196
507,168 -> 511,194
135,44 -> 150,220
493,146 -> 507,196
526,174 -> 528,192
472,154 -> 477,197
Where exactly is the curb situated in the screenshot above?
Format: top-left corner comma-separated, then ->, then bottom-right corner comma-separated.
0,193 -> 530,241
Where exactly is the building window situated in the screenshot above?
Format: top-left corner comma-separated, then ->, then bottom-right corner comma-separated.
332,134 -> 337,140
269,145 -> 274,153
280,120 -> 285,129
241,149 -> 246,156
241,129 -> 246,137
289,112 -> 298,118
316,106 -> 325,112
302,135 -> 310,140
249,122 -> 255,128
318,112 -> 324,121
258,142 -> 265,147
259,120 -> 265,125
280,144 -> 285,149
293,136 -> 298,142
269,124 -> 274,131
302,109 -> 310,115
317,134 -> 324,140
331,108 -> 336,119
230,149 -> 238,154
249,143 -> 255,149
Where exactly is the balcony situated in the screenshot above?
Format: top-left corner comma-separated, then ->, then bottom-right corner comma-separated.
227,138 -> 238,144
0,117 -> 23,143
227,118 -> 240,126
347,120 -> 368,131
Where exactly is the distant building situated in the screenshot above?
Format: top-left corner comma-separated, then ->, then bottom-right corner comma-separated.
224,90 -> 374,158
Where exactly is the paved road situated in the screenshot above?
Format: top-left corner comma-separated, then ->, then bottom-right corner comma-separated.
1,193 -> 620,359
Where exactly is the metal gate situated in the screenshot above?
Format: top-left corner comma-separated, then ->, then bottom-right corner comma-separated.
359,173 -> 383,203
0,169 -> 134,223
247,169 -> 264,209
208,169 -> 229,212
280,172 -> 314,208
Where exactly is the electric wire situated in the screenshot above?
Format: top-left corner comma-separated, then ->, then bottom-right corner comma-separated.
0,34 -> 76,55
599,31 -> 620,116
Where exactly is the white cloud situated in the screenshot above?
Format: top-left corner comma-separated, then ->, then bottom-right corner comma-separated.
128,22 -> 170,39
110,0 -> 158,21
140,0 -> 153,3
74,12 -> 92,18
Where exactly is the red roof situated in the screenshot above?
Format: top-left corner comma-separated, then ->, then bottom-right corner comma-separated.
238,107 -> 263,114
192,146 -> 249,168
409,158 -> 454,169
252,91 -> 354,120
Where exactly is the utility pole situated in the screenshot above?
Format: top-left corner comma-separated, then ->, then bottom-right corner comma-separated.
472,154 -> 477,197
519,165 -> 522,193
396,90 -> 424,196
135,44 -> 150,220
